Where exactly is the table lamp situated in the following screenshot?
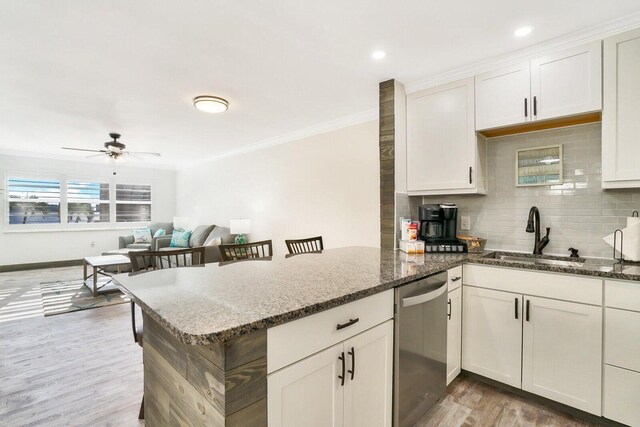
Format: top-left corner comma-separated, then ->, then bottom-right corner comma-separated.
230,219 -> 251,244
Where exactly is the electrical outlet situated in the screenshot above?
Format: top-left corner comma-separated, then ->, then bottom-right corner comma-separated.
460,216 -> 471,231
90,241 -> 95,248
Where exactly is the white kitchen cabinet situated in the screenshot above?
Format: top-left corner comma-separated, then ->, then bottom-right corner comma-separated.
475,62 -> 531,130
343,320 -> 393,427
602,28 -> 640,188
522,296 -> 602,415
268,343 -> 344,427
462,286 -> 523,388
530,41 -> 602,121
604,279 -> 640,425
446,286 -> 462,385
475,41 -> 602,131
604,364 -> 640,426
406,78 -> 486,195
268,320 -> 393,427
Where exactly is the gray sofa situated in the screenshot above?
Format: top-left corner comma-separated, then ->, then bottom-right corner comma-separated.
156,224 -> 234,263
118,222 -> 174,251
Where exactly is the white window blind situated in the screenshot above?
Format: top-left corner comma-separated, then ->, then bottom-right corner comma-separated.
115,184 -> 152,223
67,180 -> 110,223
7,178 -> 61,224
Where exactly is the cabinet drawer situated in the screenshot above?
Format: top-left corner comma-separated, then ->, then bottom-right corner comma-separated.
463,264 -> 602,305
605,308 -> 640,371
605,280 -> 640,311
448,266 -> 463,291
267,290 -> 394,373
604,364 -> 640,426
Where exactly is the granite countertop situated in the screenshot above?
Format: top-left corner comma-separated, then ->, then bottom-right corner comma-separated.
113,246 -> 640,346
113,247 -> 480,345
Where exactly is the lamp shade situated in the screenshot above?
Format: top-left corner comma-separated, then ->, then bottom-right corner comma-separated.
230,218 -> 251,234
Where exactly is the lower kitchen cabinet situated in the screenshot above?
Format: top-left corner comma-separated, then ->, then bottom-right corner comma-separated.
604,364 -> 640,426
446,286 -> 462,385
522,296 -> 602,415
462,287 -> 523,388
268,320 -> 393,427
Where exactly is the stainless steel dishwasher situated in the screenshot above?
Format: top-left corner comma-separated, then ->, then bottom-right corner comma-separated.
394,272 -> 448,427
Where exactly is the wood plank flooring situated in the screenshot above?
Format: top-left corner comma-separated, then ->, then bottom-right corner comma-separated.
0,266 -> 605,427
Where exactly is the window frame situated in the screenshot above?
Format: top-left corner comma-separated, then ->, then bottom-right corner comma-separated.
3,172 -> 153,232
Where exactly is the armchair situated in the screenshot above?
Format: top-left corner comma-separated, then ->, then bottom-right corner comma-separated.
118,222 -> 174,251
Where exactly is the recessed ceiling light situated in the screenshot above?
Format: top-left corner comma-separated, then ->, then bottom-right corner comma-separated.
193,95 -> 229,113
514,26 -> 533,38
372,50 -> 386,60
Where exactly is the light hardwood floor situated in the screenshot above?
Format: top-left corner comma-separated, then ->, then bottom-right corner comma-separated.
1,267 -> 604,427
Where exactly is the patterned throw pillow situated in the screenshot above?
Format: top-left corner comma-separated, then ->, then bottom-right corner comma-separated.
132,228 -> 152,243
170,229 -> 192,248
153,228 -> 166,238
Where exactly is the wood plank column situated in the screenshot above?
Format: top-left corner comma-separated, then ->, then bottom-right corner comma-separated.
379,79 -> 395,249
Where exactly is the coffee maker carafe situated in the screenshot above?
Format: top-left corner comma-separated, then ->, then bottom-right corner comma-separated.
418,204 -> 467,253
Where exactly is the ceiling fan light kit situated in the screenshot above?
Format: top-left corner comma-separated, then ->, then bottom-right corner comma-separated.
193,95 -> 229,113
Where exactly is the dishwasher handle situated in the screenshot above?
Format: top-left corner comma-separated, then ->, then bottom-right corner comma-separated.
401,282 -> 448,308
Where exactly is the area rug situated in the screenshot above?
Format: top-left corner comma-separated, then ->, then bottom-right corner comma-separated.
40,279 -> 129,316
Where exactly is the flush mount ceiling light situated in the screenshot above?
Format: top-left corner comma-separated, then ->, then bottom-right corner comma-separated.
372,50 -> 386,60
193,95 -> 229,113
514,26 -> 533,38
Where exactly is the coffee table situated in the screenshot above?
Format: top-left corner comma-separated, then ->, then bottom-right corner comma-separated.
83,255 -> 132,297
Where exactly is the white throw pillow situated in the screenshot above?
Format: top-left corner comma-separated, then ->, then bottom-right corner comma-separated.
132,228 -> 152,243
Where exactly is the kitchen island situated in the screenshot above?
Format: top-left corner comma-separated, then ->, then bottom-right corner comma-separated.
113,247 -> 473,426
113,247 -> 640,426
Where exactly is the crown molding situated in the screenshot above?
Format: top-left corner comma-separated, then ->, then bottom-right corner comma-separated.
182,108 -> 378,169
405,11 -> 640,94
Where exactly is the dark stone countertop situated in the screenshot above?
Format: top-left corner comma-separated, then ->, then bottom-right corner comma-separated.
113,247 -> 481,345
113,246 -> 640,346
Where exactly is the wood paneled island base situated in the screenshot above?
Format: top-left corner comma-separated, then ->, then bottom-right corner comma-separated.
142,314 -> 267,426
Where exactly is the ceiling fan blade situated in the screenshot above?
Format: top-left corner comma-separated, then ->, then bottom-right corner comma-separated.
126,151 -> 162,157
85,153 -> 106,158
62,147 -> 107,153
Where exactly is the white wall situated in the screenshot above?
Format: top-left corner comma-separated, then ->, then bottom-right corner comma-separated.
176,120 -> 380,255
0,154 -> 176,266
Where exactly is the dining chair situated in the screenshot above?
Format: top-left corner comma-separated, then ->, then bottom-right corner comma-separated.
219,240 -> 273,261
285,236 -> 324,254
127,246 -> 205,419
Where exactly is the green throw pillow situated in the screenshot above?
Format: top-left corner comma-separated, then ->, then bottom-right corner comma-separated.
170,229 -> 192,248
153,228 -> 166,238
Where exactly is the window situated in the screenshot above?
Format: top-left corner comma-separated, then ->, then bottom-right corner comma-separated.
115,184 -> 152,223
67,180 -> 110,223
8,178 -> 61,224
5,174 -> 152,228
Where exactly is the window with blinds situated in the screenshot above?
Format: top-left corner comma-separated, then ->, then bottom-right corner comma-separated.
7,178 -> 61,224
115,184 -> 152,223
67,181 -> 110,223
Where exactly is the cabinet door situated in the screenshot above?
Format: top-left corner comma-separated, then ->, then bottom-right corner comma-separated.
531,41 -> 602,121
268,343 -> 344,427
343,320 -> 393,427
462,287 -> 523,388
602,28 -> 640,186
522,296 -> 602,415
475,62 -> 531,130
604,364 -> 640,426
406,78 -> 476,192
446,287 -> 462,385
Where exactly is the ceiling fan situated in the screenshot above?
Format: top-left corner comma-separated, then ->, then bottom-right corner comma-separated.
62,133 -> 161,160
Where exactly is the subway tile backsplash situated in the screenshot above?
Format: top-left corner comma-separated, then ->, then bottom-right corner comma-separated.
415,123 -> 640,259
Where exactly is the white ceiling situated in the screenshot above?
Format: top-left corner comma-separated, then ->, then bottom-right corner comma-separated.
1,1 -> 639,167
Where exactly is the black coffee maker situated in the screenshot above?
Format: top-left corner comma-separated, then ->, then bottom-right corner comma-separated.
418,204 -> 467,253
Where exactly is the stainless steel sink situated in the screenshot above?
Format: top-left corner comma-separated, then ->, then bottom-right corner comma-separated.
493,254 -> 584,268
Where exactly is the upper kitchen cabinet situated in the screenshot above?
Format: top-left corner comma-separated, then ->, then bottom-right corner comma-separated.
475,41 -> 602,132
475,62 -> 531,130
406,78 -> 486,196
602,28 -> 640,189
